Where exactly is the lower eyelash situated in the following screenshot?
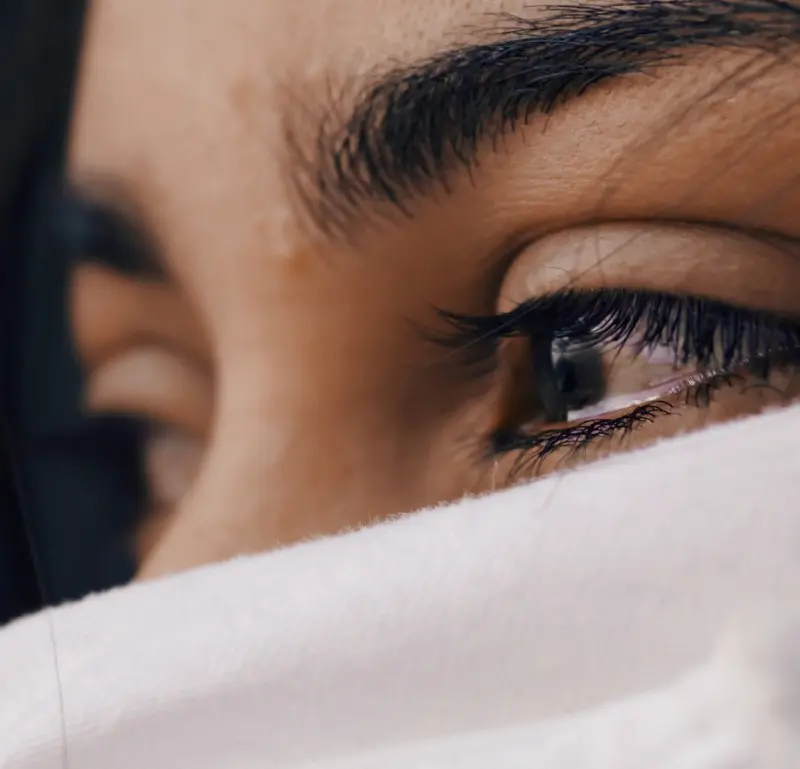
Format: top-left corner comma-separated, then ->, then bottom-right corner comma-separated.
492,365 -> 790,478
492,401 -> 672,478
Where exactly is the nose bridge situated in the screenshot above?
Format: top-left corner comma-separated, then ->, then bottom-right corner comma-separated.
135,338 -> 406,579
137,423 -> 387,582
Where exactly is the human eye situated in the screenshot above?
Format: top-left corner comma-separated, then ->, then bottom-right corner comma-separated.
431,225 -> 800,480
59,190 -> 212,556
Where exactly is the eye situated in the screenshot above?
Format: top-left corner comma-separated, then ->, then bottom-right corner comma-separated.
546,306 -> 782,424
69,260 -> 212,558
541,289 -> 800,416
550,342 -> 606,421
434,224 -> 800,479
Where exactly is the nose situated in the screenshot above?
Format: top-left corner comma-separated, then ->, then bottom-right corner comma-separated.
133,317 -> 434,579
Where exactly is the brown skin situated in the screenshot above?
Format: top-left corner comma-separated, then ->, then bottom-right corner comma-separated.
67,0 -> 800,579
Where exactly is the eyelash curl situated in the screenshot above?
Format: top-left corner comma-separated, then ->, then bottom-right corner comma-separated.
434,289 -> 800,473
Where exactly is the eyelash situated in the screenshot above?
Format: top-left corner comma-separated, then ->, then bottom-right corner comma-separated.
435,288 -> 800,470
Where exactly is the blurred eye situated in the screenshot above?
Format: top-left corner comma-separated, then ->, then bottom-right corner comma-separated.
68,256 -> 213,556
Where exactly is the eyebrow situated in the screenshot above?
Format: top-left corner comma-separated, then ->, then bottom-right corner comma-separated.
296,0 -> 800,236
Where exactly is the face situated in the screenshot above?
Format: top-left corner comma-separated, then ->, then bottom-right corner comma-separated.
65,0 -> 800,580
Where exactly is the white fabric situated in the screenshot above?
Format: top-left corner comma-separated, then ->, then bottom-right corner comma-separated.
2,404 -> 800,768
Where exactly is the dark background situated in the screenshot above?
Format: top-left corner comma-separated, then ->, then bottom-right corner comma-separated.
0,0 -> 137,626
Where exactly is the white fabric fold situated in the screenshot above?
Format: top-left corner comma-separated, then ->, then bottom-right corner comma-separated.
2,404 -> 800,768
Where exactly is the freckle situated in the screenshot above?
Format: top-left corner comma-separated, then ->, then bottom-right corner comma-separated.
229,79 -> 255,117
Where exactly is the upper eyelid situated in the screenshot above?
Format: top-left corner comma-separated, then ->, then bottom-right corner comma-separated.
439,289 -> 800,337
431,289 -> 800,383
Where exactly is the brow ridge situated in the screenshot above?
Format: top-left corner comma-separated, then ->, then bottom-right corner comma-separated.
290,0 -> 800,236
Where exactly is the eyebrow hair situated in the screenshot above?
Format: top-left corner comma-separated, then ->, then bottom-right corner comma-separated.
295,0 -> 800,236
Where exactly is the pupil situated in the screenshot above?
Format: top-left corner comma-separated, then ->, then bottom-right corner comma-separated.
552,345 -> 606,412
554,357 -> 578,395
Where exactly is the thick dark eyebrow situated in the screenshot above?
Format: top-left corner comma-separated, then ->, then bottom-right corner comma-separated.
295,0 -> 800,236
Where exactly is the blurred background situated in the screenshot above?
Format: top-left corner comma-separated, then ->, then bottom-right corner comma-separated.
0,1 -> 138,626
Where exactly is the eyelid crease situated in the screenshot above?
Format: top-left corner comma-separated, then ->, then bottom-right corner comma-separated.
84,334 -> 214,381
70,263 -> 211,371
85,346 -> 213,440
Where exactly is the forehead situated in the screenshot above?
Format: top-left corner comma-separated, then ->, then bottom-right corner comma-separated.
68,0 -> 535,280
69,0 -> 800,319
72,0 -> 533,133
69,0 -> 537,181
78,0 -> 531,76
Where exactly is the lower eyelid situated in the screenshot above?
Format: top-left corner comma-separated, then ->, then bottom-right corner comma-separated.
566,389 -> 665,420
144,425 -> 204,509
496,362 -> 786,465
565,367 -> 725,420
490,402 -> 673,470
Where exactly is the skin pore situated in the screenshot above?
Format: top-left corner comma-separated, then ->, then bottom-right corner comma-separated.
65,0 -> 800,579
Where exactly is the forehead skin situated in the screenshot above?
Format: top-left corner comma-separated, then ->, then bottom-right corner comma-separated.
71,0 -> 533,294
69,0 -> 800,576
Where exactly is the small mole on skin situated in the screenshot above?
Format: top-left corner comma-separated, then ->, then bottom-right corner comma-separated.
229,78 -> 256,117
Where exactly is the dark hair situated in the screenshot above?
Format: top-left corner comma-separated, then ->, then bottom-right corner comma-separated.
0,0 -> 89,624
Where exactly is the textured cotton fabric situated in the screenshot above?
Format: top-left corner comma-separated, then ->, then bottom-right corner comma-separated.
2,404 -> 799,768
